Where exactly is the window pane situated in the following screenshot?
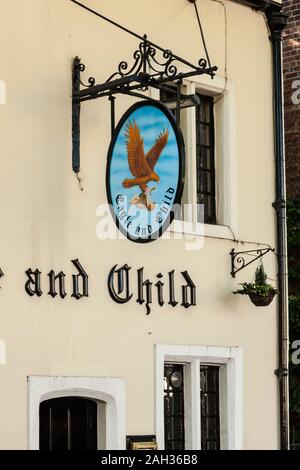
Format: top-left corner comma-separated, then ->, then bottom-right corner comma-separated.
196,94 -> 216,224
199,101 -> 211,123
200,365 -> 220,450
164,364 -> 185,450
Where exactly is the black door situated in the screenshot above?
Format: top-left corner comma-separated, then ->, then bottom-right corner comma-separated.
39,397 -> 97,450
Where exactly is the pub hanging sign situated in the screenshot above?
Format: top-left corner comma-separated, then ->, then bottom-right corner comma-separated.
106,101 -> 185,243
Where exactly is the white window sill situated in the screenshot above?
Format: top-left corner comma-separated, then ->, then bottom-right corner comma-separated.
168,219 -> 235,240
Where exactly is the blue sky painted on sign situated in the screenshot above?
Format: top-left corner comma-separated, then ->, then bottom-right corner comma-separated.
109,105 -> 180,239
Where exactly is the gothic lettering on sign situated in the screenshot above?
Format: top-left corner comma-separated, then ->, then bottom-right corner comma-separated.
107,264 -> 197,314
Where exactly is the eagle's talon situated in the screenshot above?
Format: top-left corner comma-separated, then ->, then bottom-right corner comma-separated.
122,179 -> 132,188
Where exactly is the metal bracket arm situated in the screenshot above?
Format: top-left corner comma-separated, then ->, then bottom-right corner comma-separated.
230,247 -> 275,278
72,33 -> 218,173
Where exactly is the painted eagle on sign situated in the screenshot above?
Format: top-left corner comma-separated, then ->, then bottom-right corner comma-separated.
122,121 -> 169,193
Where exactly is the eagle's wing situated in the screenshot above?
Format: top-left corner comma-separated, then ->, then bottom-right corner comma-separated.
146,129 -> 169,170
125,121 -> 151,177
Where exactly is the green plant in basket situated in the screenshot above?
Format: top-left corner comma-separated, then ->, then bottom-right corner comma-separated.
232,262 -> 278,307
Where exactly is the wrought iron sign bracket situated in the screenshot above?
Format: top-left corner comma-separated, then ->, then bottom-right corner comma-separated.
230,247 -> 275,278
72,34 -> 217,173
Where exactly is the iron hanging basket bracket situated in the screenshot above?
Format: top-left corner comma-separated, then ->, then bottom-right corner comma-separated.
230,247 -> 275,278
72,34 -> 218,173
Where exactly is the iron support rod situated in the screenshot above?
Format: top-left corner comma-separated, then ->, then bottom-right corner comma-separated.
72,57 -> 81,173
176,80 -> 182,127
230,248 -> 274,278
191,1 -> 212,68
70,0 -> 202,72
117,89 -> 158,103
76,65 -> 218,103
151,66 -> 218,84
268,9 -> 289,450
78,74 -> 141,98
109,95 -> 116,137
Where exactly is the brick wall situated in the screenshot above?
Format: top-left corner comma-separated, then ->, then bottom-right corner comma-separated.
283,0 -> 300,200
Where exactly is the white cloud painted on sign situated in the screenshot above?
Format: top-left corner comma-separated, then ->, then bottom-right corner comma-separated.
0,81 -> 6,104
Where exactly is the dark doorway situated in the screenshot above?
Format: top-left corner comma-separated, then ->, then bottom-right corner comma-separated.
39,397 -> 97,450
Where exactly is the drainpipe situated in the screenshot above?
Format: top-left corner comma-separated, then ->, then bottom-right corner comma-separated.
234,0 -> 289,450
266,8 -> 289,451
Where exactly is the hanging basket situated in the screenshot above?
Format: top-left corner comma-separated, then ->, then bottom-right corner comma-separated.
248,290 -> 276,307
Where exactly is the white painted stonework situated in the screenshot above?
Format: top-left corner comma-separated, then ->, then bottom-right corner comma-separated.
0,81 -> 6,104
155,344 -> 243,450
0,341 -> 6,364
28,376 -> 126,450
0,0 -> 280,450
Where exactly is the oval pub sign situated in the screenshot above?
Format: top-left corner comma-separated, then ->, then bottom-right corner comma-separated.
106,101 -> 185,243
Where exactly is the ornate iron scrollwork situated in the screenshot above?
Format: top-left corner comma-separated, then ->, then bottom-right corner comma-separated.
230,247 -> 275,278
72,35 -> 217,173
78,35 -> 215,93
78,63 -> 96,88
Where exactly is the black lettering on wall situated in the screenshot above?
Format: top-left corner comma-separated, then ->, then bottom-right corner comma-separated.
137,267 -> 152,315
0,268 -> 4,289
48,270 -> 67,299
155,273 -> 164,307
107,264 -> 133,304
25,268 -> 42,297
181,270 -> 196,308
168,270 -> 178,307
71,259 -> 89,300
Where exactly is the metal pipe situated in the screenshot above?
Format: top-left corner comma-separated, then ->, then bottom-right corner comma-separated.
267,9 -> 289,451
235,0 -> 289,450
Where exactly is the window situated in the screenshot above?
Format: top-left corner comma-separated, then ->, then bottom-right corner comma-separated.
196,94 -> 216,224
164,363 -> 185,450
39,397 -> 98,450
163,362 -> 221,450
160,87 -> 216,225
156,345 -> 243,450
200,365 -> 220,450
159,77 -> 238,239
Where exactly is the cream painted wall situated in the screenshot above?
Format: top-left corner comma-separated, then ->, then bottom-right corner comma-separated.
0,0 -> 279,449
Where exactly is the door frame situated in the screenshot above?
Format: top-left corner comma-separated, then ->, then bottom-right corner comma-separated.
28,376 -> 126,450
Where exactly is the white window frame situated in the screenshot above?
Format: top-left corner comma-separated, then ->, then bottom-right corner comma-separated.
28,376 -> 126,450
155,344 -> 243,450
153,73 -> 238,241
